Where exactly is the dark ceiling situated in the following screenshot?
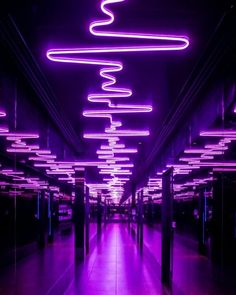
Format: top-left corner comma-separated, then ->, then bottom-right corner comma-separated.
0,0 -> 235,198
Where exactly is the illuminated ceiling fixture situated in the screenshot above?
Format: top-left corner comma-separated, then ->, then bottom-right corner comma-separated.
200,130 -> 236,137
46,0 -> 189,199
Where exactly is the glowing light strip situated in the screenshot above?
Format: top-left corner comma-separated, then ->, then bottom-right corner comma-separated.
84,131 -> 150,139
97,148 -> 137,154
192,162 -> 236,167
200,130 -> 236,137
3,133 -> 39,139
29,155 -> 57,161
213,168 -> 236,172
46,0 -> 189,195
0,111 -> 6,117
184,149 -> 225,155
0,111 -> 9,133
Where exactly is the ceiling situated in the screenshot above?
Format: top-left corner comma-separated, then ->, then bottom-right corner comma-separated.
0,0 -> 235,201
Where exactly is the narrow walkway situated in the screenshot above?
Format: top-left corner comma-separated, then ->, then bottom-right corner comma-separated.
65,224 -> 166,295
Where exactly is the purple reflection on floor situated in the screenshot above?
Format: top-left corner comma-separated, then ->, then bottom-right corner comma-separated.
1,223 -> 234,295
143,225 -> 236,295
65,224 -> 165,295
0,223 -> 97,295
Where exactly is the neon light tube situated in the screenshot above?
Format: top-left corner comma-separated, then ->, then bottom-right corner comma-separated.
46,0 -> 190,194
84,131 -> 150,139
194,162 -> 236,167
200,130 -> 236,137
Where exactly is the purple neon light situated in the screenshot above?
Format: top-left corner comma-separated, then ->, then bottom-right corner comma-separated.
5,133 -> 39,140
46,0 -> 190,193
213,168 -> 236,172
0,110 -> 8,133
97,148 -> 137,154
200,130 -> 236,137
0,111 -> 6,117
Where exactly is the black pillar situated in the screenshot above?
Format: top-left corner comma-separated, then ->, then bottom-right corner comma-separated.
161,168 -> 174,287
128,199 -> 131,228
104,196 -> 107,224
198,188 -> 207,255
85,186 -> 90,255
211,172 -> 236,267
37,190 -> 46,248
48,191 -> 54,243
138,190 -> 144,250
74,168 -> 85,260
131,184 -> 137,224
137,191 -> 140,244
147,196 -> 153,224
97,191 -> 102,235
131,183 -> 136,208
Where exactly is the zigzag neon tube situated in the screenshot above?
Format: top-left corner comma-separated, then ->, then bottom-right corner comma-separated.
46,0 -> 189,191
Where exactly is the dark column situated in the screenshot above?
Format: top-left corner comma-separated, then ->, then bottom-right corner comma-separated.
85,186 -> 90,255
74,168 -> 85,260
211,172 -> 236,267
104,196 -> 107,224
97,191 -> 102,235
131,183 -> 136,208
198,188 -> 207,254
161,168 -> 174,287
37,190 -> 46,248
139,190 -> 144,250
47,191 -> 54,243
137,191 -> 140,244
128,199 -> 131,229
131,184 -> 137,225
147,196 -> 153,224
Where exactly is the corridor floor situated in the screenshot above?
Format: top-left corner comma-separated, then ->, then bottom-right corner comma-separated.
64,224 -> 166,295
1,223 -> 235,295
0,223 -> 167,295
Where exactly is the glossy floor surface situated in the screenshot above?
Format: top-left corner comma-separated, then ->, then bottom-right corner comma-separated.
0,223 -> 235,295
144,225 -> 236,295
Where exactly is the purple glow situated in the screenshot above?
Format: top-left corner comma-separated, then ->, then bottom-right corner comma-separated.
0,110 -> 8,133
204,144 -> 228,150
6,148 -> 36,153
29,155 -> 57,161
0,169 -> 24,176
46,0 -> 190,192
83,130 -> 150,139
191,162 -> 236,167
213,168 -> 236,172
0,111 -> 6,117
97,148 -> 137,154
5,133 -> 39,140
200,130 -> 236,137
184,148 -> 225,155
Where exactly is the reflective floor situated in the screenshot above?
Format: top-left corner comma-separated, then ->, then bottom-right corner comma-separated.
65,224 -> 165,295
144,225 -> 236,295
0,223 -> 235,295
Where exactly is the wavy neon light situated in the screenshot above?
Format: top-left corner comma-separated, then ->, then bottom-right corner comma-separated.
0,111 -> 8,133
46,0 -> 189,196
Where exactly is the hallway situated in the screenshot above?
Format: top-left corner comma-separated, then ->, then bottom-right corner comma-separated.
1,0 -> 236,294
